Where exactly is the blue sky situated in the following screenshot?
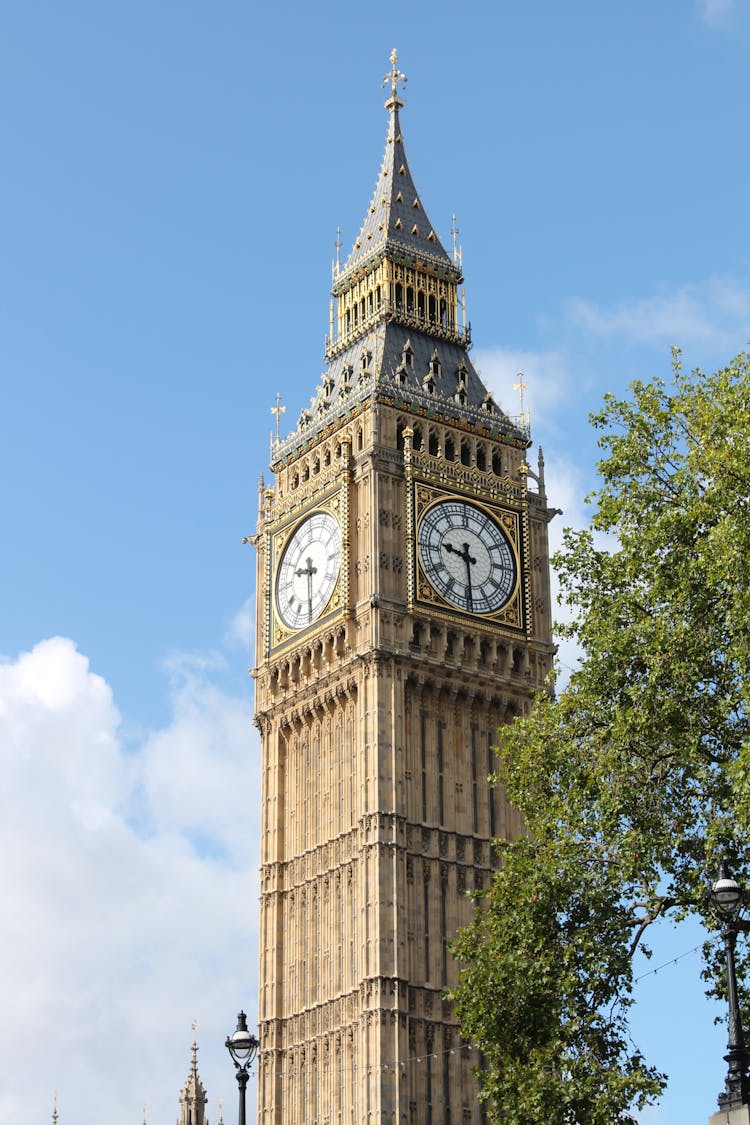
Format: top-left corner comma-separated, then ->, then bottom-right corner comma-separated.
1,2 -> 749,1122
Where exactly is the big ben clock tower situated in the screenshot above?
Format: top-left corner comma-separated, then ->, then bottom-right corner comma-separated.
252,52 -> 555,1123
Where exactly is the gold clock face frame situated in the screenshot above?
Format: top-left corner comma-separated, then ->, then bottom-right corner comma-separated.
413,485 -> 526,631
274,509 -> 341,631
417,497 -> 516,615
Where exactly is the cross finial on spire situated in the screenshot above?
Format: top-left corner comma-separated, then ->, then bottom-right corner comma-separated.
383,48 -> 406,110
271,393 -> 286,441
451,213 -> 459,263
514,371 -> 530,430
334,226 -> 342,275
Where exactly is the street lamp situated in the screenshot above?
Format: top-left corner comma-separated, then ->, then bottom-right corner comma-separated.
710,864 -> 750,1111
225,1010 -> 259,1125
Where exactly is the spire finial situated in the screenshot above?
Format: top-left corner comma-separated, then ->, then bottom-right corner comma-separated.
334,226 -> 342,275
271,393 -> 285,442
514,371 -> 530,431
52,1091 -> 58,1125
383,48 -> 406,110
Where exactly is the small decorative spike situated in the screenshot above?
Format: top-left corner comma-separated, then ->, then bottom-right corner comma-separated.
52,1091 -> 59,1125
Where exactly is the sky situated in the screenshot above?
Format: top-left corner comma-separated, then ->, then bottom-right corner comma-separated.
1,1 -> 749,1122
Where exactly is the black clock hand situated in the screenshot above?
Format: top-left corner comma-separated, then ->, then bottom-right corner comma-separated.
296,557 -> 317,621
444,540 -> 477,610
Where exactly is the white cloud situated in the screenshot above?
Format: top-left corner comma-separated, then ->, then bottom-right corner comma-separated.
538,453 -> 591,684
566,277 -> 750,352
473,345 -> 576,437
224,596 -> 255,654
0,636 -> 260,1125
696,0 -> 737,27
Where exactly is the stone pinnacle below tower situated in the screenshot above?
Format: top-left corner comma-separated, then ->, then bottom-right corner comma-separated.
179,1038 -> 208,1125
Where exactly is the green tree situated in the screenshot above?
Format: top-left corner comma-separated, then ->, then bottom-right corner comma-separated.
451,350 -> 750,1123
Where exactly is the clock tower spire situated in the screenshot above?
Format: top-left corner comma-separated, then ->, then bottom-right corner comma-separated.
252,53 -> 555,1123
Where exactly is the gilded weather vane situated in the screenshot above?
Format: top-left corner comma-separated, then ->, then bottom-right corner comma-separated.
383,48 -> 407,103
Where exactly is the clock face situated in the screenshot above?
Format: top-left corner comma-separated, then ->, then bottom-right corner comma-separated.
276,511 -> 341,630
417,498 -> 516,615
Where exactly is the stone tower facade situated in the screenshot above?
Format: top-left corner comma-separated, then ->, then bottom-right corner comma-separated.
252,52 -> 555,1123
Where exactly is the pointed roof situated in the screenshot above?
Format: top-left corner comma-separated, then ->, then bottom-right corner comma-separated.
339,50 -> 458,285
179,1039 -> 207,1125
273,52 -> 528,463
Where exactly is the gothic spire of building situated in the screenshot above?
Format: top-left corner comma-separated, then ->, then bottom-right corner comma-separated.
178,1037 -> 207,1125
339,49 -> 455,282
279,49 -> 525,464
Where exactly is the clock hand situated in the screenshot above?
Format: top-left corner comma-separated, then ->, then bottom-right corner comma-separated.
295,557 -> 317,621
444,540 -> 477,610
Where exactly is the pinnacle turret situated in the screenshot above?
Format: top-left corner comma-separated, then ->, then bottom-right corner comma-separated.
178,1038 -> 208,1125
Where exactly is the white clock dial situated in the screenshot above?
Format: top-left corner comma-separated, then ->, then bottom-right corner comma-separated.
276,511 -> 341,630
417,499 -> 516,615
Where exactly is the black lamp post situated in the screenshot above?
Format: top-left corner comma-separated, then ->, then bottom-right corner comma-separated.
710,865 -> 750,1111
225,1010 -> 259,1125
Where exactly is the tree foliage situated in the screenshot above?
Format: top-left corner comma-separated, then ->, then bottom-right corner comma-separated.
451,351 -> 750,1123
